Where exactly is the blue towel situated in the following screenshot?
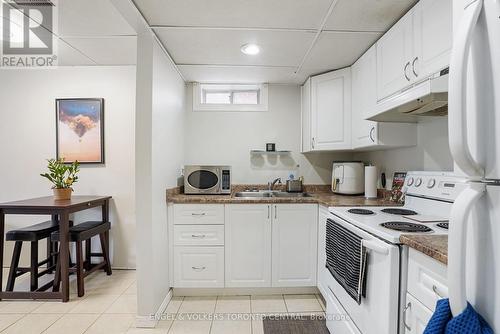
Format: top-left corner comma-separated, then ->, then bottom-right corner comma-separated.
424,299 -> 493,334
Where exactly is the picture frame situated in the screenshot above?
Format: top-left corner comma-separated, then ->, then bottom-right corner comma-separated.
56,98 -> 105,164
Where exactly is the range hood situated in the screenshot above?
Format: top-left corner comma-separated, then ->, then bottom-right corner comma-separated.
369,72 -> 449,123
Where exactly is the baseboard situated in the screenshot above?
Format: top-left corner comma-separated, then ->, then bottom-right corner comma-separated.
173,286 -> 319,297
135,289 -> 172,328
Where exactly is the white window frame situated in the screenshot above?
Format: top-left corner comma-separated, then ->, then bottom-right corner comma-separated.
193,83 -> 269,112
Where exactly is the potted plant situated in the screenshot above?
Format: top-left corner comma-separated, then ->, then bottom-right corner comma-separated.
40,158 -> 80,200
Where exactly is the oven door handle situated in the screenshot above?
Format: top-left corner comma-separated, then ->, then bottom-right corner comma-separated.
362,239 -> 389,255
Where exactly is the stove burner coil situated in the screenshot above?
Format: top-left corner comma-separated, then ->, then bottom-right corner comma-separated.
380,221 -> 432,233
348,208 -> 375,215
381,208 -> 418,216
436,222 -> 449,230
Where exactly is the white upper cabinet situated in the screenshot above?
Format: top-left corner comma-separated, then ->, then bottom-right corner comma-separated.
310,68 -> 352,151
377,0 -> 452,101
352,45 -> 379,149
412,0 -> 453,81
271,204 -> 318,287
376,10 -> 414,100
352,45 -> 417,150
301,78 -> 312,153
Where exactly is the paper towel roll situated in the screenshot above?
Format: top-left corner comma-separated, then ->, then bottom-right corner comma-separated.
365,166 -> 378,199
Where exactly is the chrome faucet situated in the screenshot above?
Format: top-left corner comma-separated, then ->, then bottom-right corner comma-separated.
268,177 -> 282,191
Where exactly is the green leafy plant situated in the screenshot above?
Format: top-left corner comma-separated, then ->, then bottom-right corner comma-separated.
40,158 -> 80,190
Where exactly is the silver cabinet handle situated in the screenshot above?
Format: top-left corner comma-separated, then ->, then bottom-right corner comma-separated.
403,302 -> 412,331
191,234 -> 206,238
191,213 -> 206,216
267,205 -> 270,219
412,57 -> 419,77
369,126 -> 375,143
404,61 -> 411,81
432,285 -> 444,299
311,137 -> 315,149
274,205 -> 277,219
192,266 -> 206,271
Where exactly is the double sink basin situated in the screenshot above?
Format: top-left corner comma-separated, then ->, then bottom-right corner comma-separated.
234,190 -> 312,199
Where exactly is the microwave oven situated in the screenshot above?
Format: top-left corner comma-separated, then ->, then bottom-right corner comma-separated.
183,165 -> 231,194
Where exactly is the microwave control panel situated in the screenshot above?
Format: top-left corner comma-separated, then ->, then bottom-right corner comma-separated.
221,170 -> 231,190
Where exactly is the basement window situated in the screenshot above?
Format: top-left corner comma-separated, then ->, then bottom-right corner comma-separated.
193,83 -> 268,111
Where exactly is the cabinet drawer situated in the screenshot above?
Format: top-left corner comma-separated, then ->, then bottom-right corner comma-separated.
174,225 -> 224,246
404,293 -> 433,334
173,247 -> 224,288
407,249 -> 448,311
173,204 -> 224,225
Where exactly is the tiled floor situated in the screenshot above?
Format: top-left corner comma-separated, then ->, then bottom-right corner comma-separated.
0,269 -> 326,333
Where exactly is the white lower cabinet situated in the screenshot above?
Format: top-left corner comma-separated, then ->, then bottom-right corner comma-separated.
404,293 -> 433,334
272,204 -> 318,287
224,204 -> 272,287
173,246 -> 224,288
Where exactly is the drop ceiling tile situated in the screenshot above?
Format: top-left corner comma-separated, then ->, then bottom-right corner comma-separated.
325,0 -> 417,32
61,36 -> 137,65
133,0 -> 332,30
155,28 -> 315,67
56,0 -> 136,36
301,31 -> 382,72
178,65 -> 305,84
57,39 -> 97,66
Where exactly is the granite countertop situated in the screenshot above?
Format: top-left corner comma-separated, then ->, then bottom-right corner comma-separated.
400,234 -> 448,265
166,185 -> 398,207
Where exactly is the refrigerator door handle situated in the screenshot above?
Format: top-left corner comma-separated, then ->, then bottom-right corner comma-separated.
448,0 -> 484,178
448,182 -> 486,317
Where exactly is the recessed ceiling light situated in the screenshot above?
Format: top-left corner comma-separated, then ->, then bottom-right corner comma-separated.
241,43 -> 260,55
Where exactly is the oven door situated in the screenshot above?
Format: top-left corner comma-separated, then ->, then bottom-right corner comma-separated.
324,213 -> 400,334
184,166 -> 221,194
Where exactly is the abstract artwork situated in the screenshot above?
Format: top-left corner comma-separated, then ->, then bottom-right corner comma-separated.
56,98 -> 104,164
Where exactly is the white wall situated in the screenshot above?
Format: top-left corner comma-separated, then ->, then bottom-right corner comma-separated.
0,66 -> 136,269
185,84 -> 351,185
135,31 -> 186,317
354,117 -> 453,185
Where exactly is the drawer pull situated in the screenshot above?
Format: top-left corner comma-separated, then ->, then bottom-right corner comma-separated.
403,302 -> 412,331
191,213 -> 206,217
432,285 -> 444,299
192,266 -> 206,271
191,234 -> 206,238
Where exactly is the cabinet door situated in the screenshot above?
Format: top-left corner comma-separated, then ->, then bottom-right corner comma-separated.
352,45 -> 378,149
272,204 -> 318,287
225,204 -> 271,287
311,68 -> 352,150
301,78 -> 312,153
404,294 -> 433,334
412,0 -> 452,80
376,10 -> 414,100
173,246 -> 224,288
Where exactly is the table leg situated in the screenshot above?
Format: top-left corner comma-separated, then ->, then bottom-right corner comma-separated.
59,211 -> 70,302
0,210 -> 4,299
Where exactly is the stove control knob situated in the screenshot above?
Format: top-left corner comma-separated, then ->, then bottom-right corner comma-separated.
407,177 -> 414,186
427,178 -> 436,188
415,178 -> 423,187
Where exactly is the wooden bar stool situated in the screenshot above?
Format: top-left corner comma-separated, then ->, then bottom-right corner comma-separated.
52,221 -> 112,297
6,221 -> 60,292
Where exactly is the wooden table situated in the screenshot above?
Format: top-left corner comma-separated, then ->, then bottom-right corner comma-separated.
0,196 -> 111,302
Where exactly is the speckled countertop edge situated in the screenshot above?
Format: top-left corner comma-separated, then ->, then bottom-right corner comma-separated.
400,235 -> 448,265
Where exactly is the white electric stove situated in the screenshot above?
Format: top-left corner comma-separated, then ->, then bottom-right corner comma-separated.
321,171 -> 468,334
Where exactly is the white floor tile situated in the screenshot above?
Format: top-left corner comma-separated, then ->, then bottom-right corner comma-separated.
44,313 -> 99,334
2,313 -> 61,334
69,294 -> 121,314
163,297 -> 183,315
0,313 -> 24,331
85,313 -> 135,334
105,294 -> 137,314
210,319 -> 252,334
168,320 -> 212,334
283,294 -> 323,313
178,296 -> 216,314
31,298 -> 82,314
250,295 -> 287,314
0,301 -> 42,314
251,319 -> 264,334
215,296 -> 251,314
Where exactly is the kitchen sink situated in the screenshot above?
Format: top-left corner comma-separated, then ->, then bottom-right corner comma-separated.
234,191 -> 312,198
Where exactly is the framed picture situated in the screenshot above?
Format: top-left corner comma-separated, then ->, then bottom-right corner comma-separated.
56,98 -> 104,164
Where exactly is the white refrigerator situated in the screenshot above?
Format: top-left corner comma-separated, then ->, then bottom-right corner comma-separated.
448,0 -> 500,331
